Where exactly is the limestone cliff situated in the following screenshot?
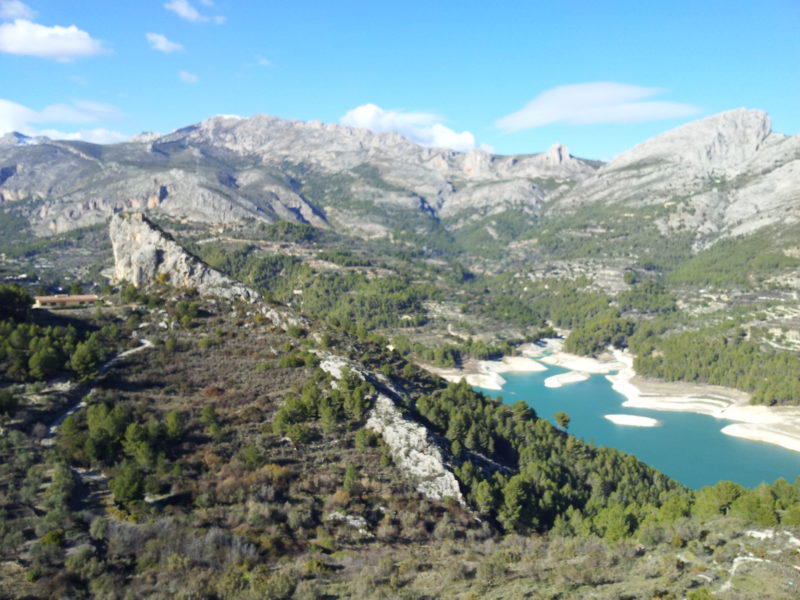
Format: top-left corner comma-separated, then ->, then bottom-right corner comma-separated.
109,212 -> 259,302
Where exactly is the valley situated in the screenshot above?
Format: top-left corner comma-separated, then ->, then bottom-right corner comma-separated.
1,108 -> 800,598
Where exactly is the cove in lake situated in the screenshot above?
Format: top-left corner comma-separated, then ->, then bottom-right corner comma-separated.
476,365 -> 800,490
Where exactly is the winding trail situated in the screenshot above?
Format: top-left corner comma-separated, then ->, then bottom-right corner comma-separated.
42,338 -> 153,445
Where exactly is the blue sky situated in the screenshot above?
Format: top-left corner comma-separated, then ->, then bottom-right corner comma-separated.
0,0 -> 798,159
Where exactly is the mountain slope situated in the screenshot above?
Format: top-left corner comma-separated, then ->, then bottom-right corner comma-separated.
554,109 -> 800,245
0,114 -> 596,240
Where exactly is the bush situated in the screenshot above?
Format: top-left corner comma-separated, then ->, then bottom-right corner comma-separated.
41,529 -> 64,547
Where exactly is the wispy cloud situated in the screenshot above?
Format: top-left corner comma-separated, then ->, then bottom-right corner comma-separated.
255,55 -> 271,67
340,103 -> 476,152
179,70 -> 198,83
0,19 -> 106,61
146,32 -> 183,53
496,82 -> 699,132
0,98 -> 126,143
36,127 -> 128,144
165,0 -> 224,24
0,0 -> 34,20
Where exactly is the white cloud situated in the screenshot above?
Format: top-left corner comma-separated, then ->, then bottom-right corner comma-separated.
37,100 -> 122,123
0,19 -> 105,61
146,32 -> 183,53
256,55 -> 271,67
0,98 -> 33,133
165,0 -> 223,24
36,127 -> 128,144
179,70 -> 198,83
0,98 -> 126,143
0,0 -> 34,20
496,82 -> 699,132
340,103 -> 476,152
165,0 -> 205,22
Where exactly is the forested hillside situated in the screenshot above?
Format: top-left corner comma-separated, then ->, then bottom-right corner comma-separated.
2,282 -> 800,598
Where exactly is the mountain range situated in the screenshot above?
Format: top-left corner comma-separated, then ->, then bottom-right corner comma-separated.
1,108 -> 797,258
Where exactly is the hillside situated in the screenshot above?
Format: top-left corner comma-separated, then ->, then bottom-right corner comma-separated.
1,110 -> 800,598
1,267 -> 799,598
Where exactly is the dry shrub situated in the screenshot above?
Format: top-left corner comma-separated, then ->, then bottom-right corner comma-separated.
325,489 -> 351,510
202,384 -> 225,398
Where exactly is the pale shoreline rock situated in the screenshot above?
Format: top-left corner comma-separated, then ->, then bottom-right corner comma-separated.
544,371 -> 589,388
606,349 -> 800,454
721,424 -> 800,453
604,414 -> 660,427
420,355 -> 547,392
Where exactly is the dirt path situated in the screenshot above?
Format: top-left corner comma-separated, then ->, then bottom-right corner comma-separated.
43,338 -> 153,443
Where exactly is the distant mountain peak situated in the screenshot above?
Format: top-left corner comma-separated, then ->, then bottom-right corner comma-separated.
543,142 -> 572,165
607,108 -> 774,172
129,132 -> 163,144
0,131 -> 47,147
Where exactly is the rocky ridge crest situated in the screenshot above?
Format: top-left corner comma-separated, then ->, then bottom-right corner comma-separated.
1,108 -> 797,247
318,353 -> 465,504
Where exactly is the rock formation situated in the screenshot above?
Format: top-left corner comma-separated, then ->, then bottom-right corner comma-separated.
109,212 -> 259,302
318,353 -> 465,504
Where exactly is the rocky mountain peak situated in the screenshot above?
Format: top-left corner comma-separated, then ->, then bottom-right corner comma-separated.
606,108 -> 774,173
0,131 -> 46,147
543,142 -> 571,165
129,132 -> 163,144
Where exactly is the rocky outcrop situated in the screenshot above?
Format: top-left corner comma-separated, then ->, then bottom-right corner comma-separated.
317,353 -> 465,505
0,112 -> 599,238
365,394 -> 465,503
109,212 -> 259,301
608,108 -> 774,174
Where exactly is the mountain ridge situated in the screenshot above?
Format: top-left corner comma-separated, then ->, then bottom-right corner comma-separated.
0,107 -> 797,253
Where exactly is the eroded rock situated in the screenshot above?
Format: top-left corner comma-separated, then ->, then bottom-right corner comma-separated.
110,212 -> 259,302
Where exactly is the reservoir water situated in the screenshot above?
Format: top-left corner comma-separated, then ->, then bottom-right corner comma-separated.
477,365 -> 800,490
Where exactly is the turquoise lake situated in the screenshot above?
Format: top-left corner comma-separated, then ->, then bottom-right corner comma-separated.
476,365 -> 800,490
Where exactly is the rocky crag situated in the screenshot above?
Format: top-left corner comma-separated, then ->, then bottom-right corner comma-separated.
109,212 -> 259,301
109,214 -> 465,502
558,109 -> 800,242
0,114 -> 596,238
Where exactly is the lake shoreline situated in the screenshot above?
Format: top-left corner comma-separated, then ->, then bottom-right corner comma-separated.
421,354 -> 548,391
607,349 -> 800,453
420,339 -> 800,454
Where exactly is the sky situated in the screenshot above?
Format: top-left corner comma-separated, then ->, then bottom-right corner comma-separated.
0,0 -> 798,159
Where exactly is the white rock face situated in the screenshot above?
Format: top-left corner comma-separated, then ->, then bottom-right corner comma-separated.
2,107 -> 797,248
608,108 -> 773,173
559,108 -> 800,239
155,115 -> 596,226
317,353 -> 465,505
366,395 -> 465,504
109,212 -> 259,302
